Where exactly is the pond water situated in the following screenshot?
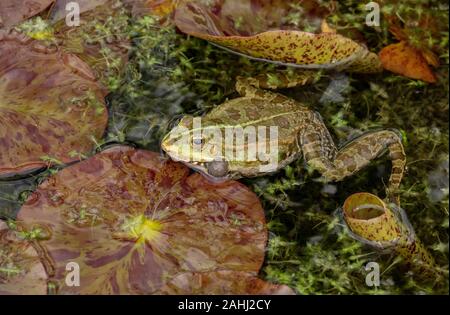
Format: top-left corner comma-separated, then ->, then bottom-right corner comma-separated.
0,0 -> 448,295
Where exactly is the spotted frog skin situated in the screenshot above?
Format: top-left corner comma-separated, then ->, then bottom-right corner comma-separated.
162,76 -> 406,203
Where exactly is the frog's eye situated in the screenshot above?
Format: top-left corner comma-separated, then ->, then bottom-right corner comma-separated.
193,138 -> 204,145
206,160 -> 229,177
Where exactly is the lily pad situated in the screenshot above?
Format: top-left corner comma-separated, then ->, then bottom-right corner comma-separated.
174,0 -> 382,72
0,30 -> 108,178
156,271 -> 295,295
16,146 -> 268,294
0,0 -> 54,29
0,221 -> 48,295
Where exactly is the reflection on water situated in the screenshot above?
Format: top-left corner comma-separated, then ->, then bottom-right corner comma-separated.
428,158 -> 449,203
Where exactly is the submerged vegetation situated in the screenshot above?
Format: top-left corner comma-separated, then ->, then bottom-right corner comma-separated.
0,0 -> 448,294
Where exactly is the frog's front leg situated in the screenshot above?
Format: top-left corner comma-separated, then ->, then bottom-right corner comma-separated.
236,70 -> 319,93
301,113 -> 406,204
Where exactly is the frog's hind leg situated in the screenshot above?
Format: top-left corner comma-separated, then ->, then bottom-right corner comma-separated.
235,76 -> 293,102
301,118 -> 406,204
236,70 -> 319,93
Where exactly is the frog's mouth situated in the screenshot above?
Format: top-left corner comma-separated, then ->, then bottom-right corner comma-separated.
161,130 -> 231,180
163,156 -> 229,183
182,160 -> 230,182
180,160 -> 207,174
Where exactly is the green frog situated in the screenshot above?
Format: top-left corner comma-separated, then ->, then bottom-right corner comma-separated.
161,76 -> 406,204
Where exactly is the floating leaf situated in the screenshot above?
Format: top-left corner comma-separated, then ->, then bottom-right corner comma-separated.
156,271 -> 295,295
0,221 -> 48,295
0,0 -> 54,29
379,42 -> 437,83
342,193 -> 440,278
16,146 -> 268,294
174,0 -> 382,72
0,30 -> 107,178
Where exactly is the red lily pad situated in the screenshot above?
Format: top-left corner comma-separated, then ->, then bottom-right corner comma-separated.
156,271 -> 295,295
174,0 -> 382,72
0,0 -> 54,29
0,221 -> 48,295
0,30 -> 108,178
16,146 -> 268,294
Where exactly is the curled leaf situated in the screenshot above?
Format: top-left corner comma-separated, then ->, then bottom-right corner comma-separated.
0,221 -> 48,295
379,42 -> 437,83
342,193 -> 439,278
0,30 -> 108,178
16,146 -> 268,294
156,271 -> 295,295
174,0 -> 382,72
0,0 -> 54,29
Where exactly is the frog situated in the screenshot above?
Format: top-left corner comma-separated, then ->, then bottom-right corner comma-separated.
161,76 -> 406,204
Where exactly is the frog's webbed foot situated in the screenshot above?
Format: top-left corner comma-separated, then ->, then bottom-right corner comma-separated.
236,70 -> 319,95
302,124 -> 406,204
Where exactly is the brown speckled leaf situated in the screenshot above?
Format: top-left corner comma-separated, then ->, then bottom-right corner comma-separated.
51,0 -> 131,88
0,30 -> 107,178
0,0 -> 54,29
0,221 -> 48,295
174,0 -> 382,72
156,271 -> 295,295
379,42 -> 437,83
16,146 -> 267,294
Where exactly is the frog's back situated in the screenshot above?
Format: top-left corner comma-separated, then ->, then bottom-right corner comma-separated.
204,96 -> 310,134
203,96 -> 311,177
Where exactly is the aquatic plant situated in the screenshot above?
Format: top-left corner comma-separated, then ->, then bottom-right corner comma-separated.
0,0 -> 54,29
157,270 -> 294,294
377,1 -> 447,83
51,0 -> 132,91
0,221 -> 48,295
14,146 -> 279,294
0,30 -> 107,178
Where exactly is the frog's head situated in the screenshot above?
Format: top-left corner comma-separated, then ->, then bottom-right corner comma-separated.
161,115 -> 230,179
